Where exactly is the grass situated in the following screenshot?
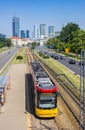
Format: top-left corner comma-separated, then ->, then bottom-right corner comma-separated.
35,51 -> 80,89
0,47 -> 13,54
12,47 -> 27,64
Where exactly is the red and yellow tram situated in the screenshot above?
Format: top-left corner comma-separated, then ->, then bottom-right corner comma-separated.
30,61 -> 59,118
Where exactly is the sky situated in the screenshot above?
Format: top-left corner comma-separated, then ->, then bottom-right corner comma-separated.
0,0 -> 85,37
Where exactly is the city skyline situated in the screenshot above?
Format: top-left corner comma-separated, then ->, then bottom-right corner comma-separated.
12,17 -> 56,39
0,0 -> 85,37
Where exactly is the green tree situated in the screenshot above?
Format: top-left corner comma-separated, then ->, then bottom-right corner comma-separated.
0,38 -> 12,48
6,39 -> 12,47
71,30 -> 85,53
59,22 -> 80,43
46,23 -> 85,55
32,42 -> 36,49
46,37 -> 61,49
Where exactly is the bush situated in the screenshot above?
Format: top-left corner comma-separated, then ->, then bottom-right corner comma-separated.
38,52 -> 49,59
43,55 -> 49,59
38,52 -> 43,57
16,55 -> 23,60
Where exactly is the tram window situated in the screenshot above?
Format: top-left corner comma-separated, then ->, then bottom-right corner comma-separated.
39,99 -> 55,108
37,93 -> 57,108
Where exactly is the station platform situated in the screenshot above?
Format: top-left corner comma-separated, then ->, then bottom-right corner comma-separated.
0,64 -> 27,130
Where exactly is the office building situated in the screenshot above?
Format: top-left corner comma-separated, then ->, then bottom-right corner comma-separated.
40,24 -> 46,36
21,30 -> 25,38
26,30 -> 29,38
33,25 -> 38,39
48,26 -> 54,35
12,16 -> 20,37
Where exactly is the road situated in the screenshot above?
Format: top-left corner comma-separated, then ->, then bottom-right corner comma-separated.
55,56 -> 82,75
0,47 -> 18,71
36,46 -> 84,76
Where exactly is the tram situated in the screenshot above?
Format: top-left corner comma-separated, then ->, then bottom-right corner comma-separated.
30,61 -> 59,118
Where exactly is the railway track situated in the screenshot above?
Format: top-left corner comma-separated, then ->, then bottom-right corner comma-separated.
32,51 -> 82,129
26,48 -> 59,130
45,65 -> 83,129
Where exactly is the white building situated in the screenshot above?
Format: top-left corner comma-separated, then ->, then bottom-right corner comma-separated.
10,37 -> 22,46
10,37 -> 33,46
33,25 -> 38,39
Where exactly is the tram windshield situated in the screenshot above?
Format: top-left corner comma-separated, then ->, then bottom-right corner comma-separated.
38,93 -> 57,109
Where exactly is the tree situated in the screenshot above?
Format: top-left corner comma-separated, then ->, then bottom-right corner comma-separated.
71,30 -> 85,53
6,39 -> 12,47
46,22 -> 85,55
59,22 -> 80,43
0,38 -> 12,48
32,42 -> 36,49
46,37 -> 61,49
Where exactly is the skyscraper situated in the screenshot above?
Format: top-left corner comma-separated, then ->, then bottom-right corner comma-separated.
48,26 -> 54,35
21,30 -> 25,38
40,24 -> 46,36
26,30 -> 29,38
33,25 -> 38,39
12,16 -> 20,37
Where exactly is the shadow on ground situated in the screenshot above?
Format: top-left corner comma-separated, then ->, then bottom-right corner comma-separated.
25,73 -> 35,116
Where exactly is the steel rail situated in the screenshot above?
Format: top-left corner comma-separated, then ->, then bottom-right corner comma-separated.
34,54 -> 84,129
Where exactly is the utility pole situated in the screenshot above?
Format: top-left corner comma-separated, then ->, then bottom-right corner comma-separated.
80,50 -> 85,130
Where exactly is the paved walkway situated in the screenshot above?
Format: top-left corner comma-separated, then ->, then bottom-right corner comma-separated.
0,64 -> 27,130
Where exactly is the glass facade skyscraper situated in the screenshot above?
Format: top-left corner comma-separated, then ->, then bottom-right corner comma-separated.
26,30 -> 29,38
40,24 -> 46,36
48,26 -> 54,35
33,25 -> 38,39
20,30 -> 29,38
21,30 -> 25,38
12,17 -> 20,37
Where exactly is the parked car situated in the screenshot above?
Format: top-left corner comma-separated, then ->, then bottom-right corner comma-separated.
69,59 -> 75,64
